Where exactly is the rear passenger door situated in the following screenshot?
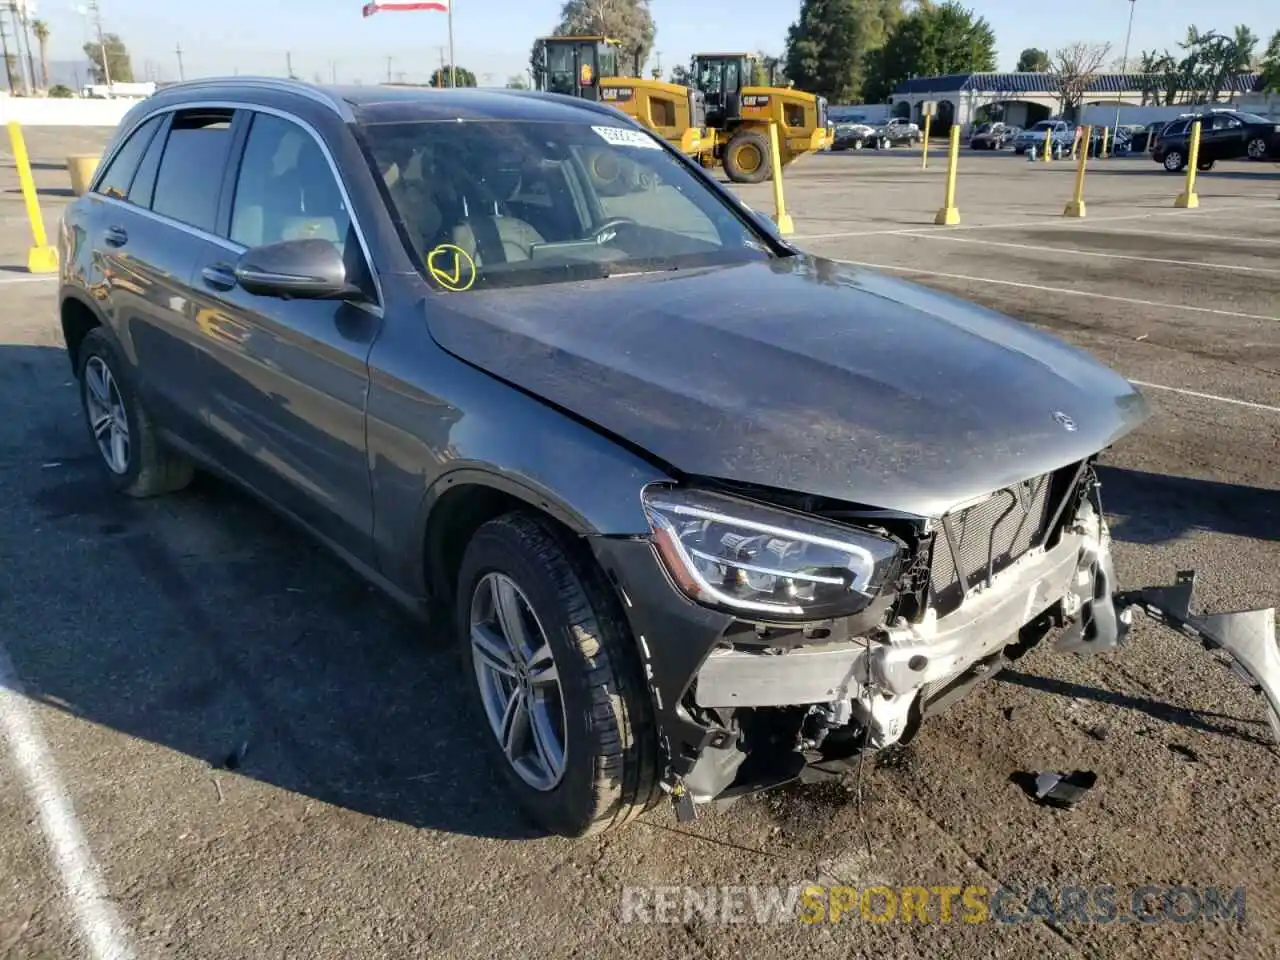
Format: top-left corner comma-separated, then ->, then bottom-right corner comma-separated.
184,109 -> 380,564
123,107 -> 246,437
77,111 -> 205,429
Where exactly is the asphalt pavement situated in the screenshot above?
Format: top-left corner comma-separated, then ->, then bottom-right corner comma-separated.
1,128 -> 1278,960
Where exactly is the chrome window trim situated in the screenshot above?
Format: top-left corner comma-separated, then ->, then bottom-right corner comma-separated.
94,99 -> 384,314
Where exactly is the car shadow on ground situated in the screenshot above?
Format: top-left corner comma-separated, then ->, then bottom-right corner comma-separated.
1097,165 -> 1280,181
5,185 -> 76,198
995,669 -> 1275,746
2,342 -> 547,842
1097,464 -> 1280,545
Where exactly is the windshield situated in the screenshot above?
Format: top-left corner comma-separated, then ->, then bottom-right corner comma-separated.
543,44 -> 576,95
362,119 -> 773,291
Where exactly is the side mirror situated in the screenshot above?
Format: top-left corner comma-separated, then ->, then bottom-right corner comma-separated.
234,238 -> 362,301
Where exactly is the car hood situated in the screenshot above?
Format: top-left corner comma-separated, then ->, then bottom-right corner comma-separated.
426,256 -> 1150,517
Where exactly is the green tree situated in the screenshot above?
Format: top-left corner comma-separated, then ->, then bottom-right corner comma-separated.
431,65 -> 477,87
670,63 -> 692,86
863,1 -> 996,103
535,0 -> 656,80
785,0 -> 903,102
83,32 -> 134,84
1016,47 -> 1050,72
1262,31 -> 1280,93
505,74 -> 529,89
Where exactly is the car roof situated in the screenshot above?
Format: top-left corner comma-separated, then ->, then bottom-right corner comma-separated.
147,76 -> 634,127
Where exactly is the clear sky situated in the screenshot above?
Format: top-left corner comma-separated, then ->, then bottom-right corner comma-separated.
28,0 -> 1280,89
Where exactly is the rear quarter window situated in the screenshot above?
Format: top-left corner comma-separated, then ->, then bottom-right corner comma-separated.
94,115 -> 163,200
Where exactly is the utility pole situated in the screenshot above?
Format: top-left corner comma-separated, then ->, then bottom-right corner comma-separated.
385,56 -> 392,84
285,50 -> 294,79
436,45 -> 445,87
1114,0 -> 1137,135
175,41 -> 184,81
330,60 -> 337,84
0,17 -> 14,94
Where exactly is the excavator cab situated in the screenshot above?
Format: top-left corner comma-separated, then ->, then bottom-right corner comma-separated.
533,35 -> 621,101
691,54 -> 753,128
532,36 -> 707,158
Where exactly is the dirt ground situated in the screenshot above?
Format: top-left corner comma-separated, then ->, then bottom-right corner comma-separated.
1,127 -> 1278,960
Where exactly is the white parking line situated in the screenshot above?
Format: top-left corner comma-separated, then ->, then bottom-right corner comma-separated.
1054,226 -> 1280,246
1131,380 -> 1280,413
906,233 -> 1280,275
0,274 -> 58,284
794,202 -> 1280,241
0,644 -> 135,960
832,257 -> 1280,323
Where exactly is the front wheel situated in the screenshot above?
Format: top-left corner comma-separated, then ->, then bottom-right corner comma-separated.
456,512 -> 659,837
1197,158 -> 1215,171
722,129 -> 772,184
1162,150 -> 1186,172
1246,137 -> 1269,160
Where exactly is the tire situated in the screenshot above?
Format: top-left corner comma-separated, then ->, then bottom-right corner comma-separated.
1197,159 -> 1215,172
1162,149 -> 1186,172
1014,146 -> 1026,156
1246,137 -> 1269,160
852,138 -> 864,151
76,327 -> 194,498
455,511 -> 659,837
722,129 -> 772,184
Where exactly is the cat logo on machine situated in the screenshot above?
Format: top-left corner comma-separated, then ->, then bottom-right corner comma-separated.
742,94 -> 771,109
601,86 -> 635,103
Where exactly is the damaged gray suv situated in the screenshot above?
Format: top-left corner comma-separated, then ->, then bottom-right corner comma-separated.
59,79 -> 1280,837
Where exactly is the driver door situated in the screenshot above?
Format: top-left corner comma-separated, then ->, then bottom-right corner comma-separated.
186,109 -> 381,564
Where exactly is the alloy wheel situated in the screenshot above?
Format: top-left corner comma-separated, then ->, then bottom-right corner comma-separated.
83,356 -> 130,475
1164,151 -> 1183,171
1247,138 -> 1267,160
469,572 -> 568,792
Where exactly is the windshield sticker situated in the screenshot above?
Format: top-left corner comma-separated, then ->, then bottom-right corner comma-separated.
426,243 -> 477,292
591,125 -> 661,150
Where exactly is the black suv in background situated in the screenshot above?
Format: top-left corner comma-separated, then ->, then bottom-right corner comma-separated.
1153,110 -> 1280,171
57,78 -> 1175,837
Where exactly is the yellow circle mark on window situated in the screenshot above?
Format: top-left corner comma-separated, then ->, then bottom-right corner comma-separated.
426,243 -> 477,292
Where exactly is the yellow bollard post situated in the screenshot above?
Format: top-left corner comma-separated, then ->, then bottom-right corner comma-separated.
7,121 -> 58,274
1064,126 -> 1091,218
1100,125 -> 1110,159
767,122 -> 794,235
1175,119 -> 1202,209
1043,126 -> 1053,162
920,112 -> 933,170
934,125 -> 961,225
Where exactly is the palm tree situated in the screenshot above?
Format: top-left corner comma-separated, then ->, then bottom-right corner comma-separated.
31,18 -> 48,90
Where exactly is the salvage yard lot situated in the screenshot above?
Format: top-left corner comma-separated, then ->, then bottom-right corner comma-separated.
1,128 -> 1278,959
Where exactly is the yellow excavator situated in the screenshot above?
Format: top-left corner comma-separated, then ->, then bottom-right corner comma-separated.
688,52 -> 831,183
530,36 -> 708,157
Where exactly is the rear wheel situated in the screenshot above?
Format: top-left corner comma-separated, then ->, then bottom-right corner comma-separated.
76,328 -> 194,498
1197,158 -> 1215,171
723,129 -> 771,183
1162,149 -> 1186,172
1246,137 -> 1269,160
456,512 -> 659,837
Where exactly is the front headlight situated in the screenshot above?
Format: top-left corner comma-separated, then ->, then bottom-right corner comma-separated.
642,487 -> 903,621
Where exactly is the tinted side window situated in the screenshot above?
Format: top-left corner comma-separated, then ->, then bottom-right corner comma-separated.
228,112 -> 351,251
94,115 -> 162,200
151,109 -> 236,232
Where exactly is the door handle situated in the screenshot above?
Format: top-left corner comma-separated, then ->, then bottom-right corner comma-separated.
201,264 -> 238,291
103,225 -> 128,247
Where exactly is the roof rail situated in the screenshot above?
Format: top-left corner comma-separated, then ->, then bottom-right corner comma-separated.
152,75 -> 353,121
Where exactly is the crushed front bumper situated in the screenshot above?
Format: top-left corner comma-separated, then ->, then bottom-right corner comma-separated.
590,491 -> 1280,815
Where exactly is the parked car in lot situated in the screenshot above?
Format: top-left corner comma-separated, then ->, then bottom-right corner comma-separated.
968,121 -> 1015,150
1012,119 -> 1073,156
828,108 -> 877,151
872,116 -> 922,148
1153,110 -> 1280,171
66,77 -> 1277,838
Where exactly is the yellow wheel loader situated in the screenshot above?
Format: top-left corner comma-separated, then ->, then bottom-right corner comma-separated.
531,36 -> 708,158
690,53 -> 831,183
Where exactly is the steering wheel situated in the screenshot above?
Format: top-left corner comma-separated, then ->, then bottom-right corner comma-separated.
589,217 -> 638,243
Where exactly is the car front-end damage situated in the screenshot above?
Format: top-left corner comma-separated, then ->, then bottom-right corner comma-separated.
591,459 -> 1280,820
